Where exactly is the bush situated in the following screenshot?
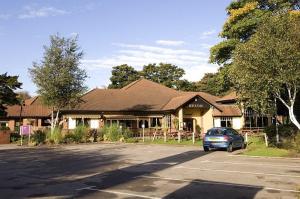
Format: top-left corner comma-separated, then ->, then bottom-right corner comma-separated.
102,124 -> 122,141
10,133 -> 21,143
264,124 -> 300,150
31,130 -> 46,145
46,128 -> 63,144
0,126 -> 10,131
122,128 -> 134,140
73,125 -> 89,143
63,133 -> 76,144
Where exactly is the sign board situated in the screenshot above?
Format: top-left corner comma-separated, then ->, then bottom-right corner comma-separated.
20,125 -> 32,135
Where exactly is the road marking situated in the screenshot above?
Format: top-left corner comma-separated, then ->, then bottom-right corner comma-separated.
144,162 -> 177,165
199,159 -> 300,168
76,186 -> 96,191
79,187 -> 161,199
138,175 -> 300,194
174,165 -> 300,178
229,154 -> 300,160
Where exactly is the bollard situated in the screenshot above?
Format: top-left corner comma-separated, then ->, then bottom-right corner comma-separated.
192,132 -> 195,144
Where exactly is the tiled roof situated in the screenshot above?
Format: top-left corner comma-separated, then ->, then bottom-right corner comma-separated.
216,92 -> 238,103
5,104 -> 52,117
213,105 -> 242,117
3,96 -> 52,118
71,79 -> 224,112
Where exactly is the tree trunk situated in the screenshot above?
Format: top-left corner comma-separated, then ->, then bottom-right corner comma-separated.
53,109 -> 60,129
289,107 -> 300,130
51,108 -> 54,134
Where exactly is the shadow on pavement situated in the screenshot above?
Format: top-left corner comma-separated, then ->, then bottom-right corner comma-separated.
163,179 -> 263,199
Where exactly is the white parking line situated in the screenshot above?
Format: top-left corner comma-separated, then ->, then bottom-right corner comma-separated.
174,165 -> 300,178
229,154 -> 300,160
79,187 -> 161,199
138,175 -> 300,194
199,159 -> 300,168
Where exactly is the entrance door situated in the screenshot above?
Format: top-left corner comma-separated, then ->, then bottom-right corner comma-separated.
183,118 -> 193,131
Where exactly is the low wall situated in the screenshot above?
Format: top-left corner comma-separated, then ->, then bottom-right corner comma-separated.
0,130 -> 11,144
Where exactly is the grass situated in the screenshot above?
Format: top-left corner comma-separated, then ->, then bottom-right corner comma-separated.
126,137 -> 203,146
242,136 -> 291,157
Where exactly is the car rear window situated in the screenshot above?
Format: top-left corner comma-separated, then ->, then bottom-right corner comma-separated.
206,129 -> 225,136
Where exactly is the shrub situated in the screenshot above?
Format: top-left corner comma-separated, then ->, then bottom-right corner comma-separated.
10,133 -> 21,143
73,125 -> 89,143
63,133 -> 76,144
46,128 -> 63,144
122,128 -> 134,140
0,126 -> 10,131
102,124 -> 122,142
264,124 -> 300,150
31,130 -> 46,145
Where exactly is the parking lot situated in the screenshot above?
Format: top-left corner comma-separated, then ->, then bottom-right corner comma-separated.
0,143 -> 300,199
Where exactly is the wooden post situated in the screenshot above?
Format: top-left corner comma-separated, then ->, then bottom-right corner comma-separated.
164,131 -> 167,143
178,131 -> 181,143
245,132 -> 248,143
264,133 -> 268,147
192,132 -> 195,144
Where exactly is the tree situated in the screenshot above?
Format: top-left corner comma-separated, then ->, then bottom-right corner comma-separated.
231,13 -> 300,129
16,91 -> 31,104
140,63 -> 185,89
108,64 -> 139,88
29,34 -> 87,131
196,67 -> 233,96
0,73 -> 22,116
207,0 -> 300,96
210,0 -> 300,65
109,63 -> 186,90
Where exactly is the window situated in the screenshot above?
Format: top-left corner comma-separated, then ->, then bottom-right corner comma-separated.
220,117 -> 232,127
151,118 -> 162,127
139,120 -> 149,128
207,129 -> 225,136
164,115 -> 171,128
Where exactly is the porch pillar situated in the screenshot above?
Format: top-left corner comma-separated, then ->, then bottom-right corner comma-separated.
178,108 -> 183,131
193,119 -> 196,133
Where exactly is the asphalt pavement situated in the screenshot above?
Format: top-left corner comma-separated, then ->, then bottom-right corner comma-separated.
0,143 -> 299,199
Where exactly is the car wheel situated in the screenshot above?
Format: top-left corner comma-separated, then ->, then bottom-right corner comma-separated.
204,147 -> 209,152
227,143 -> 233,152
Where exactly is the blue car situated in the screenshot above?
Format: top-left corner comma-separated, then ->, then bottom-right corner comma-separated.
203,127 -> 245,152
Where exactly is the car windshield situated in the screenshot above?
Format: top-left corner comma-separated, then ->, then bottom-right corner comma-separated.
206,129 -> 225,136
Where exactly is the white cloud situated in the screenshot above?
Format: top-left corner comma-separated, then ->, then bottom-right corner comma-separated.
155,40 -> 185,46
82,42 -> 219,82
200,29 -> 216,39
18,6 -> 68,19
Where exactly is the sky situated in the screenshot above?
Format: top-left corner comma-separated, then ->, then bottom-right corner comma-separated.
0,0 -> 232,95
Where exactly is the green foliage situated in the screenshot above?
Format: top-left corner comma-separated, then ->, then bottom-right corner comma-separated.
46,128 -> 62,144
102,124 -> 122,141
10,133 -> 21,143
0,73 -> 22,116
101,124 -> 133,142
108,63 -> 187,90
196,125 -> 201,134
141,63 -> 185,89
108,64 -> 139,88
264,124 -> 298,143
62,133 -> 77,144
231,14 -> 300,126
31,130 -> 46,145
196,66 -> 234,96
207,0 -> 300,96
0,126 -> 10,130
29,34 -> 88,111
73,125 -> 89,143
